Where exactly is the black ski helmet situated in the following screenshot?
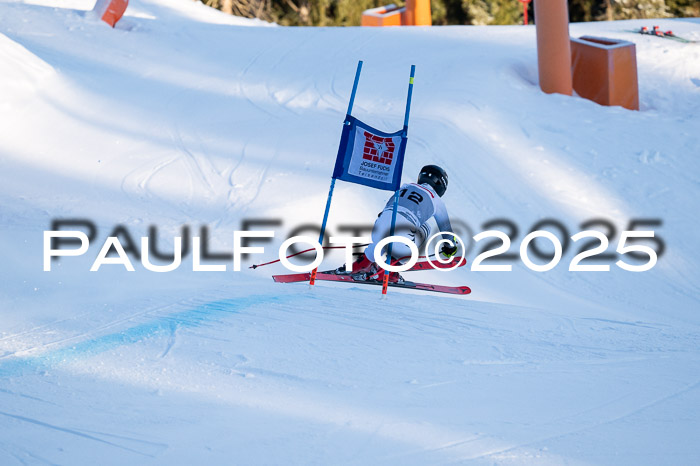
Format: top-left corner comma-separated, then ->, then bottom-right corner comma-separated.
418,165 -> 448,197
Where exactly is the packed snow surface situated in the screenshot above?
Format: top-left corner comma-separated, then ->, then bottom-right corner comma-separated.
1,0 -> 699,464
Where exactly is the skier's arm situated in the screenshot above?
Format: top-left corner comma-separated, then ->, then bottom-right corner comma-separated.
434,198 -> 459,258
433,198 -> 454,241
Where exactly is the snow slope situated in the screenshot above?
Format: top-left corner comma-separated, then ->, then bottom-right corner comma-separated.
1,0 -> 699,464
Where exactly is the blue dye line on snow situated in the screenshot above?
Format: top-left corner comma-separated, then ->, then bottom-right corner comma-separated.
0,295 -> 284,378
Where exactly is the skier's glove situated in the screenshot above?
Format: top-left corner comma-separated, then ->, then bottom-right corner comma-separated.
440,237 -> 458,259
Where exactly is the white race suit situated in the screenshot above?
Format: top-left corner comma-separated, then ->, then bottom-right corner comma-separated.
364,182 -> 454,263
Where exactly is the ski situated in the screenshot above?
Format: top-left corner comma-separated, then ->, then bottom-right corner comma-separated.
408,256 -> 466,271
272,272 -> 471,295
627,27 -> 697,44
323,256 -> 465,274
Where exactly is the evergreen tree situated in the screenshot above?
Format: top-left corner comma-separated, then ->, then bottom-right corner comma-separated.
202,0 -> 700,26
431,0 -> 470,25
464,0 -> 523,25
203,0 -> 275,22
569,0 -> 607,22
665,0 -> 700,17
608,0 -> 671,19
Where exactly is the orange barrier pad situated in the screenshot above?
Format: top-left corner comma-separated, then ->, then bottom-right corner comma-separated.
362,0 -> 431,27
571,36 -> 639,111
361,4 -> 403,27
94,0 -> 129,28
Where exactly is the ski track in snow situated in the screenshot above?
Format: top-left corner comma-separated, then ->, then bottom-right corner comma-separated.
0,283 -> 698,463
0,410 -> 166,457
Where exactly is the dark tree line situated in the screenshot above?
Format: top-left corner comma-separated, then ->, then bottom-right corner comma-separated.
202,0 -> 700,26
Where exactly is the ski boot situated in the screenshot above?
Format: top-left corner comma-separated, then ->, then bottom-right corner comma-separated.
333,253 -> 374,275
368,268 -> 404,284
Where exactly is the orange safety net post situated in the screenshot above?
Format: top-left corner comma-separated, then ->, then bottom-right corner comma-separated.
534,0 -> 573,95
403,0 -> 432,26
93,0 -> 129,28
571,36 -> 639,111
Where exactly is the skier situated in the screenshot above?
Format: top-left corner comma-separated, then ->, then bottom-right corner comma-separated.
338,165 -> 458,282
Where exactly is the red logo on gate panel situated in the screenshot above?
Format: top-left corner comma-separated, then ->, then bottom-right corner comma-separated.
362,131 -> 395,166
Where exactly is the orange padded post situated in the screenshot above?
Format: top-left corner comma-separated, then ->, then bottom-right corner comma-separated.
361,4 -> 403,27
93,0 -> 129,28
403,0 -> 432,26
571,36 -> 639,110
534,0 -> 573,95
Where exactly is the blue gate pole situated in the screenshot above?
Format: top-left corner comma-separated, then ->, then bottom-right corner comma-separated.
403,65 -> 416,129
382,65 -> 416,295
347,60 -> 363,115
310,61 -> 363,286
